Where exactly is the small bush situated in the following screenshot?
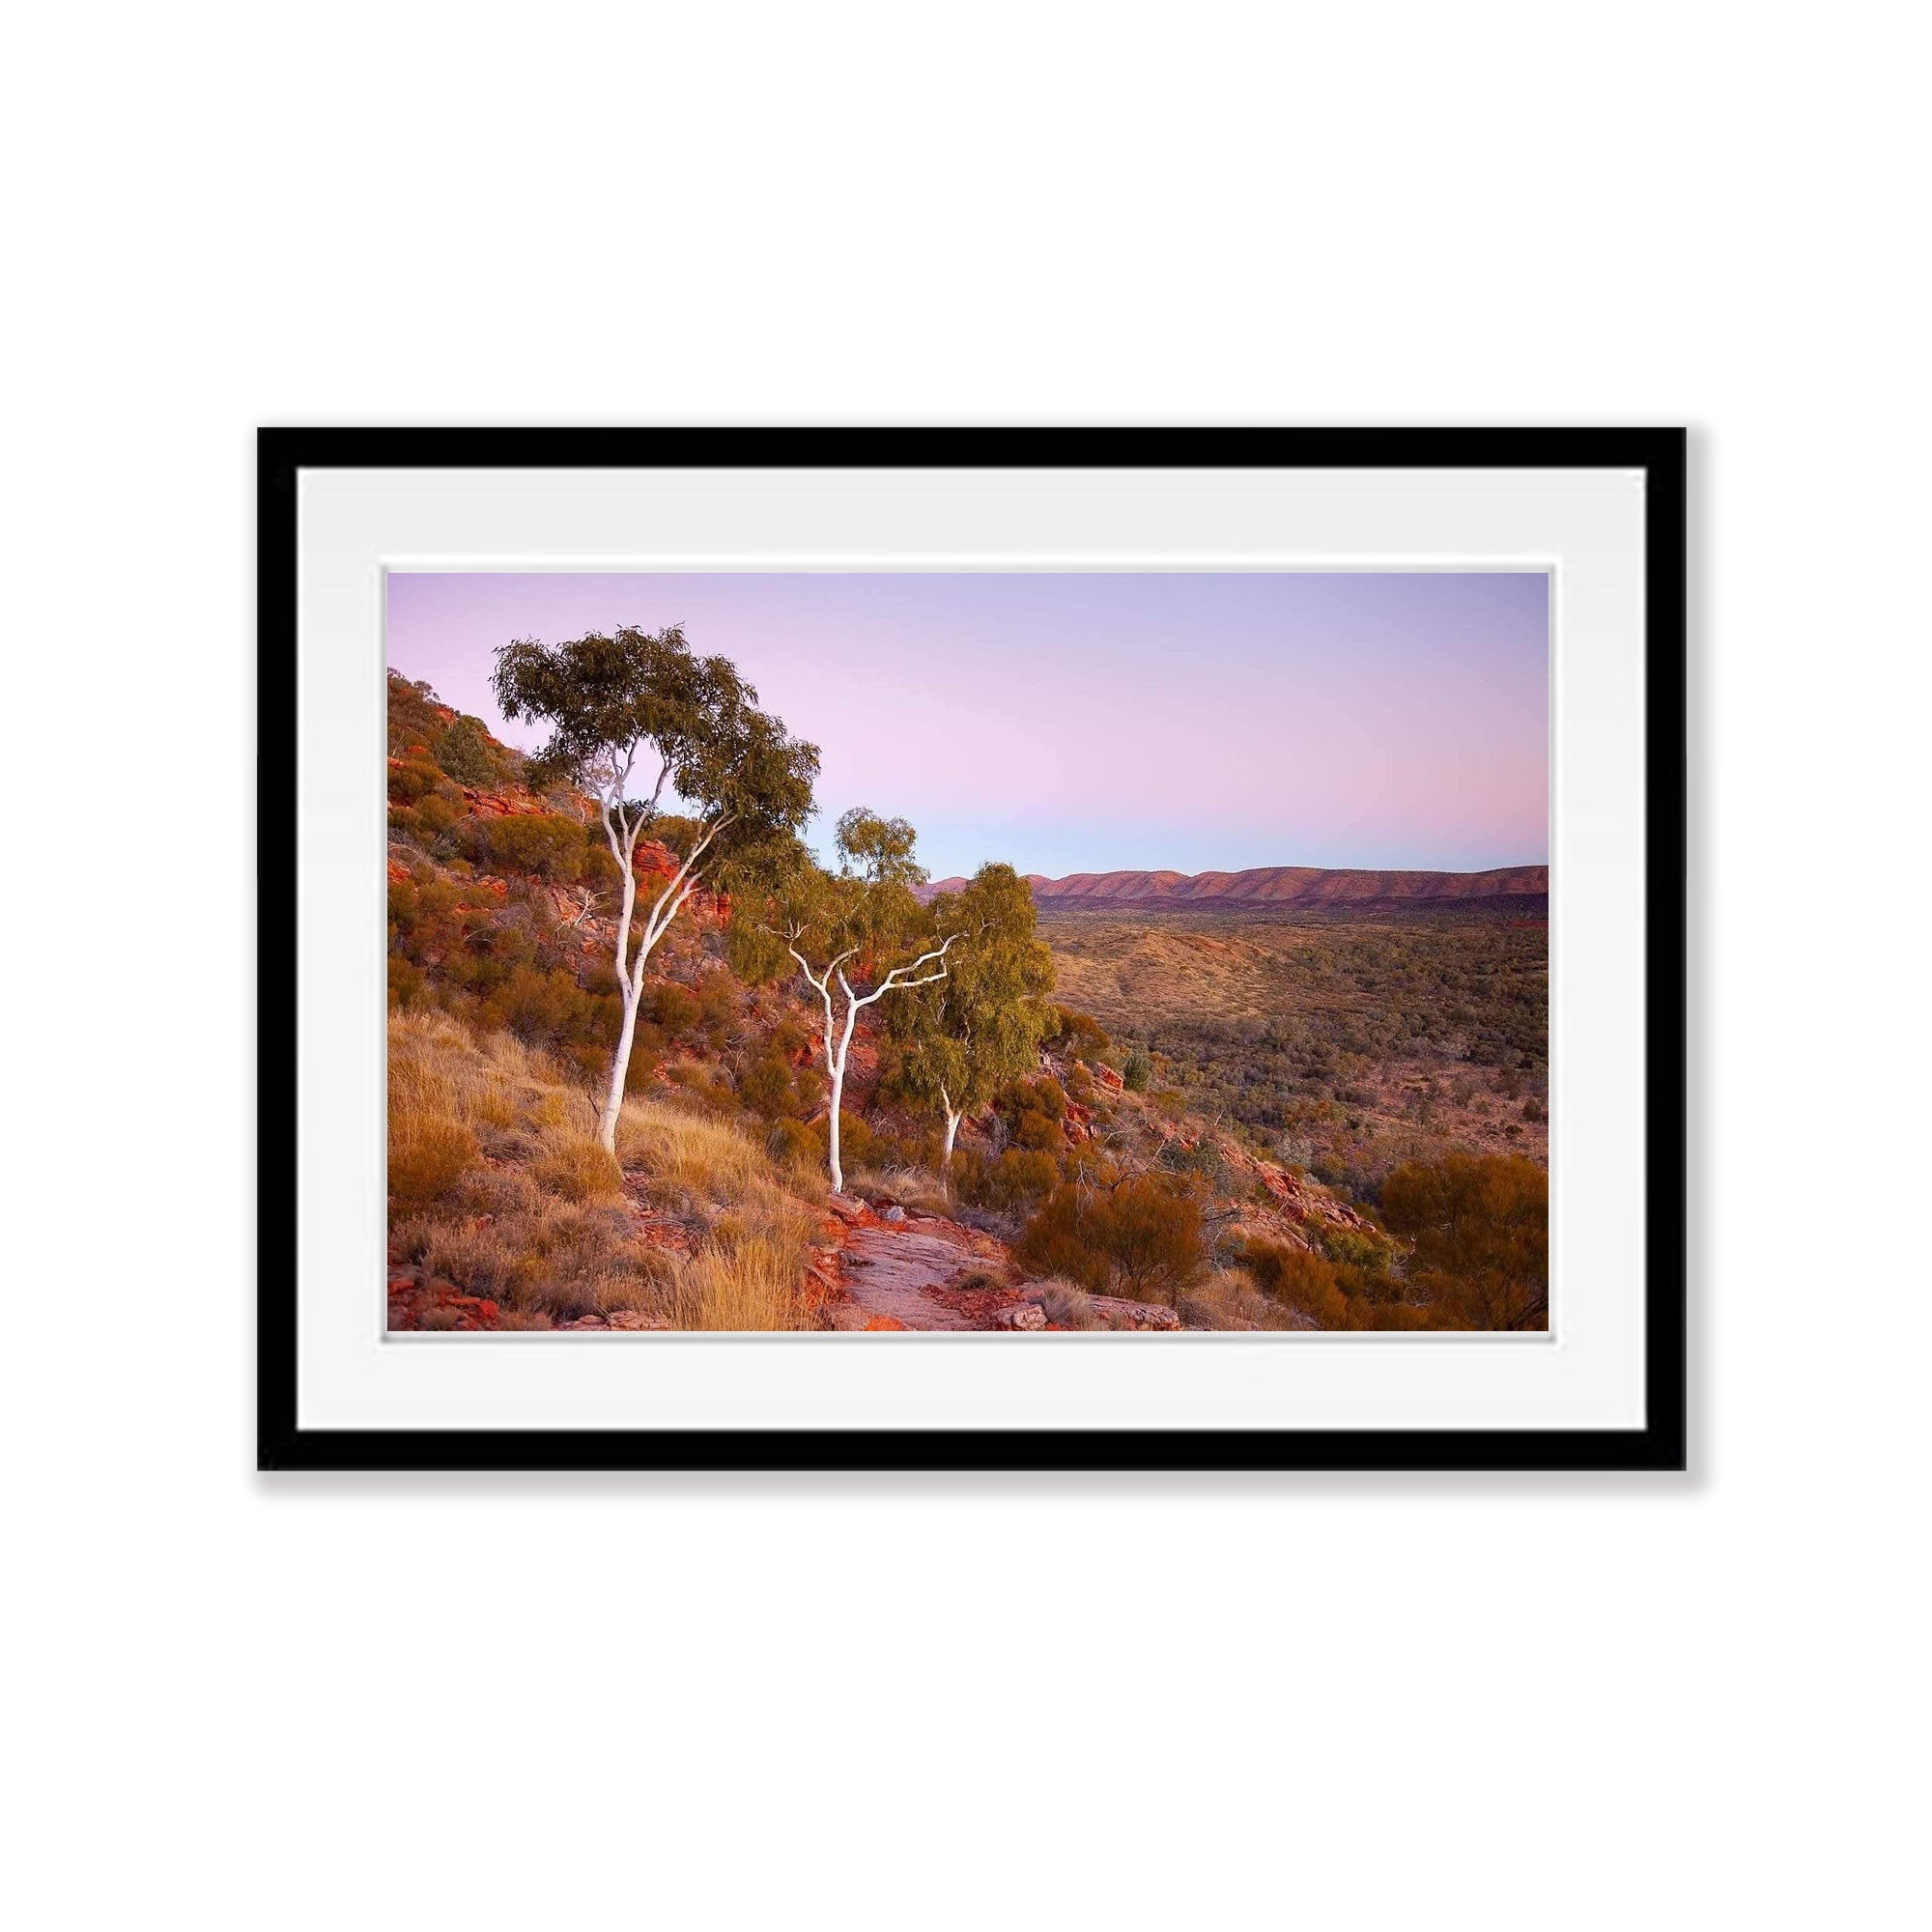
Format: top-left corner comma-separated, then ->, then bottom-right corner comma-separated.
1379,1153 -> 1548,1329
415,791 -> 459,838
387,757 -> 443,805
463,812 -> 588,884
646,981 -> 701,1037
1240,1239 -> 1353,1328
953,1146 -> 1061,1213
1122,1044 -> 1152,1093
1014,1176 -> 1205,1299
1049,1006 -> 1112,1061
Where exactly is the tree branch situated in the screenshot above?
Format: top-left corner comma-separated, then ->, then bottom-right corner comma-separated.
851,932 -> 960,1009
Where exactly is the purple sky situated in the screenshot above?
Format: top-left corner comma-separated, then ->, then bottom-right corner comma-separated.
386,572 -> 1548,880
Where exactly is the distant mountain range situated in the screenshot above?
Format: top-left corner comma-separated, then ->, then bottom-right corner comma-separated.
921,864 -> 1548,908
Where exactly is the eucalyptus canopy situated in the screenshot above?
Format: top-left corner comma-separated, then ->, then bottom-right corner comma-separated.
492,625 -> 818,1151
888,863 -> 1057,1176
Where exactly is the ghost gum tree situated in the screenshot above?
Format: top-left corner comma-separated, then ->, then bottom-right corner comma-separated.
888,863 -> 1056,1179
492,626 -> 818,1154
734,809 -> 957,1194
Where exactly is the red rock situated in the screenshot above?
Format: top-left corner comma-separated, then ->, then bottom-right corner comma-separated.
476,1299 -> 499,1321
863,1315 -> 908,1331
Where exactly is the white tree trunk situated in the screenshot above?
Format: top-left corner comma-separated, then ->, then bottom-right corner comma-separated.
589,769 -> 721,1156
596,980 -> 641,1153
824,998 -> 860,1194
940,1085 -> 962,1183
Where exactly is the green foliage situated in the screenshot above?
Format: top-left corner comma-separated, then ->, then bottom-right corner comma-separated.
645,981 -> 700,1037
1048,1005 -> 1111,1061
1122,1043 -> 1153,1092
414,792 -> 459,838
491,624 -> 819,876
952,1146 -> 1062,1213
834,808 -> 925,888
385,673 -> 449,757
460,811 -> 589,884
806,1109 -> 878,1171
1236,1236 -> 1434,1331
1013,1175 -> 1207,1300
435,716 -> 499,786
887,863 -> 1057,1149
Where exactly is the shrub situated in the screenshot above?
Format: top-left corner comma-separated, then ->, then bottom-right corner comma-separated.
1379,1153 -> 1548,1329
414,791 -> 459,838
1049,1006 -> 1112,1061
1094,1175 -> 1207,1297
1014,1176 -> 1206,1300
736,1049 -> 808,1122
387,757 -> 444,805
646,981 -> 701,1037
1240,1239 -> 1353,1328
953,1146 -> 1060,1213
695,970 -> 740,1035
464,811 -> 588,884
1122,1044 -> 1153,1093
435,717 -> 497,786
480,965 -> 605,1051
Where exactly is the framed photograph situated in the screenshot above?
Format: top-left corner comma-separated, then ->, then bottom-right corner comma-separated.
260,428 -> 1685,1471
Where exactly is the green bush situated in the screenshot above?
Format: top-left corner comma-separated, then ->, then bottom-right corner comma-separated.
736,1049 -> 805,1121
463,811 -> 589,884
645,981 -> 701,1036
435,717 -> 498,786
1122,1044 -> 1153,1093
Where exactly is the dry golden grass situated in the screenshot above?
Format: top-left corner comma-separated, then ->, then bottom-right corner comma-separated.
664,1232 -> 813,1331
388,1113 -> 477,1211
388,1009 -> 823,1330
1176,1267 -> 1316,1332
848,1164 -> 952,1217
533,1131 -> 623,1202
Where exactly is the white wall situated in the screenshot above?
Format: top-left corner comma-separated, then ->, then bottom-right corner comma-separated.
6,5 -> 1924,1928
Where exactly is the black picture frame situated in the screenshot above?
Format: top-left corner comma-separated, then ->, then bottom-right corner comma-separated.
258,427 -> 1686,1473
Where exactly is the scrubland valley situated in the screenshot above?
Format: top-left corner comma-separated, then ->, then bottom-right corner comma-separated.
386,647 -> 1549,1335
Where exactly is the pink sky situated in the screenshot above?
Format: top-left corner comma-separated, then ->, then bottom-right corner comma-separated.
386,572 -> 1548,880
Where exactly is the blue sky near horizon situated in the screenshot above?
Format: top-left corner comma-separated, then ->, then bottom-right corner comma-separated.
387,571 -> 1548,881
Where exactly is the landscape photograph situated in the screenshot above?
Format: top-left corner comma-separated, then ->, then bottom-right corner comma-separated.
385,571 -> 1549,1335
